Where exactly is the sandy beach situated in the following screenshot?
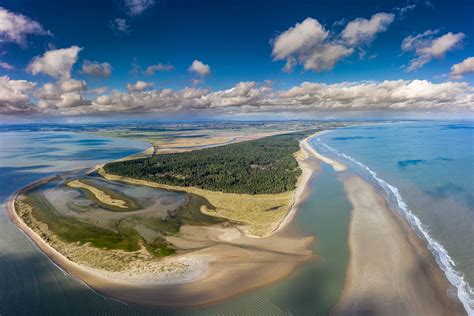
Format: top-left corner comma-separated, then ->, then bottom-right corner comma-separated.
333,175 -> 465,315
6,134 -> 318,307
302,135 -> 347,172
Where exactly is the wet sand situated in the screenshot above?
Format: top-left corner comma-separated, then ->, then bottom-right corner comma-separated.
6,134 -> 318,307
334,175 -> 465,315
302,135 -> 347,172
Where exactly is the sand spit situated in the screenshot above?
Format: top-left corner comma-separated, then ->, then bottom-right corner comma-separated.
302,135 -> 347,172
334,176 -> 465,316
6,134 -> 319,307
67,180 -> 128,209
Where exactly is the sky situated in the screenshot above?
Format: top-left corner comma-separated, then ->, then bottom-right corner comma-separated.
0,0 -> 473,122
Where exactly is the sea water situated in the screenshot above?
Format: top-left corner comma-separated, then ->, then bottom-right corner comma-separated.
314,121 -> 474,314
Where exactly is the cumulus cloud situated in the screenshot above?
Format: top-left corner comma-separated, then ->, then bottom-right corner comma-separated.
271,14 -> 393,72
2,78 -> 472,116
341,13 -> 394,46
0,76 -> 36,114
0,61 -> 13,70
303,44 -> 353,72
402,31 -> 465,71
450,57 -> 474,80
110,18 -> 130,33
82,60 -> 112,77
126,80 -> 154,92
85,79 -> 473,115
188,60 -> 211,76
27,46 -> 82,79
88,86 -> 108,95
144,63 -> 174,75
33,78 -> 89,111
0,7 -> 51,46
124,0 -> 155,16
58,79 -> 87,92
272,18 -> 328,61
277,80 -> 473,111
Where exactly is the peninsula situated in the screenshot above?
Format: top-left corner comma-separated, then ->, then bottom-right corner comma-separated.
8,129 -> 320,306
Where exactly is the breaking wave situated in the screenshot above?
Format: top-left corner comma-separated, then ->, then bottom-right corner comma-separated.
312,136 -> 474,315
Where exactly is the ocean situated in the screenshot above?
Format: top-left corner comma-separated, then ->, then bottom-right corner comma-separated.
0,122 -> 471,315
314,121 -> 474,313
0,129 -> 353,315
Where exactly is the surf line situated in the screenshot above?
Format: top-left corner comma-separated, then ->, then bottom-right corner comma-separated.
310,134 -> 474,315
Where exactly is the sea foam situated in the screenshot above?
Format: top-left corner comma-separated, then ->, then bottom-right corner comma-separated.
312,136 -> 474,315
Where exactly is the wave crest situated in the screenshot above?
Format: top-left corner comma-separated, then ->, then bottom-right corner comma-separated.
312,137 -> 474,315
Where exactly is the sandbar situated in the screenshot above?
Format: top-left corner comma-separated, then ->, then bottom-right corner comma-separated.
334,175 -> 465,315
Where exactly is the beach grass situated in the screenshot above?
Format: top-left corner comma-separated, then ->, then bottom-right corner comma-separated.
98,168 -> 293,236
20,191 -> 143,251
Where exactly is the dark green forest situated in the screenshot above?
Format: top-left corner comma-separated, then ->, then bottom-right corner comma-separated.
104,129 -> 319,194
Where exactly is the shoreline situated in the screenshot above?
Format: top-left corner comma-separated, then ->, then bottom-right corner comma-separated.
302,133 -> 347,172
307,133 -> 466,315
334,175 -> 464,315
5,132 -> 319,307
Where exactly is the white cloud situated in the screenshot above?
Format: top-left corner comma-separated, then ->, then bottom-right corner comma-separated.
272,18 -> 328,61
394,4 -> 417,16
2,78 -> 472,116
272,14 -> 393,72
88,86 -> 108,95
402,31 -> 465,71
188,60 -> 211,76
85,79 -> 473,115
0,76 -> 36,114
0,61 -> 13,70
82,60 -> 112,77
401,29 -> 438,51
450,57 -> 474,79
110,18 -> 129,33
0,7 -> 51,46
277,80 -> 473,111
124,0 -> 155,16
341,13 -> 394,46
59,79 -> 87,92
126,80 -> 154,92
27,46 -> 82,79
34,78 -> 89,111
303,44 -> 353,71
144,63 -> 174,75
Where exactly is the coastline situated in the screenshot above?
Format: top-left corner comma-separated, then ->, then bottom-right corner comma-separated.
5,132 -> 319,307
302,133 -> 347,172
334,176 -> 465,315
306,133 -> 466,315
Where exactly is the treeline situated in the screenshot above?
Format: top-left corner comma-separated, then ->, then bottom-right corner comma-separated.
104,129 -> 319,194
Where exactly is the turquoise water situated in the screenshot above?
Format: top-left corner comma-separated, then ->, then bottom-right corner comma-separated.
0,130 -> 352,315
316,121 -> 474,313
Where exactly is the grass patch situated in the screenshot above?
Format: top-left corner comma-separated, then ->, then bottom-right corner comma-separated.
24,190 -> 142,251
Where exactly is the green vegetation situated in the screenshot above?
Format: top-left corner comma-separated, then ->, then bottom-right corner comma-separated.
104,129 -> 318,194
23,189 -> 142,252
21,185 -> 222,257
139,193 -> 223,236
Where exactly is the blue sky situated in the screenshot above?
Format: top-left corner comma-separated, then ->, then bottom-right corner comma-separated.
0,0 -> 473,120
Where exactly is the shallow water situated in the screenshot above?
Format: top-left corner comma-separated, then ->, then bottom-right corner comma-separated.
316,121 -> 474,313
0,130 -> 354,315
